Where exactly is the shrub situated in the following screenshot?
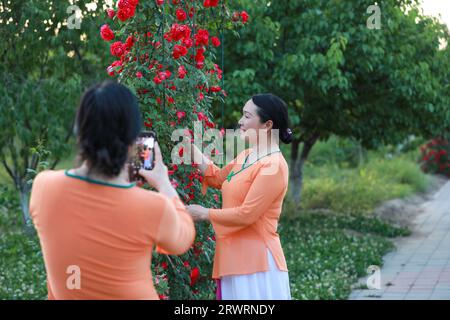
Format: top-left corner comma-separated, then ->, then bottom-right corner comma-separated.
419,137 -> 450,178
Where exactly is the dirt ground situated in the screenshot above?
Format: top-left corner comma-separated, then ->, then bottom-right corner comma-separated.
373,174 -> 449,229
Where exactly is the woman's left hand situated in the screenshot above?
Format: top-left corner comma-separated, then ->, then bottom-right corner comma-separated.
186,204 -> 210,222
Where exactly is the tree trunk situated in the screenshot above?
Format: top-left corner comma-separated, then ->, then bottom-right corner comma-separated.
18,181 -> 35,235
289,134 -> 320,206
4,161 -> 35,235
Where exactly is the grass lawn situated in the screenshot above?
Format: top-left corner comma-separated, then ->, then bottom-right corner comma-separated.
280,212 -> 409,299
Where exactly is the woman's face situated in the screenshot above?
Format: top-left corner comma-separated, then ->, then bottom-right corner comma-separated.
238,99 -> 273,145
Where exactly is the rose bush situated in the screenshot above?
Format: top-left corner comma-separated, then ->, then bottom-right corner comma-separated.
419,137 -> 450,178
100,0 -> 247,299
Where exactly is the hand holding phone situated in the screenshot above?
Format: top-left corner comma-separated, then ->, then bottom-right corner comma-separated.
128,131 -> 157,183
138,141 -> 172,191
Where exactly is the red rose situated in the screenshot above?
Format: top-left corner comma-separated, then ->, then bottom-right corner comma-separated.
158,70 -> 171,80
117,7 -> 135,21
172,0 -> 180,4
178,25 -> 191,39
153,76 -> 162,85
195,29 -> 209,46
125,35 -> 135,49
100,24 -> 115,41
183,261 -> 190,268
107,60 -> 123,76
241,11 -> 249,23
195,47 -> 205,63
161,262 -> 168,270
211,36 -> 221,47
136,71 -> 143,78
214,64 -> 223,79
144,118 -> 153,128
107,9 -> 115,18
167,96 -> 175,104
210,86 -> 221,92
107,66 -> 114,76
196,61 -> 205,69
164,32 -> 172,42
129,0 -> 139,6
152,41 -> 162,49
176,8 -> 187,21
195,52 -> 205,63
176,111 -> 186,120
110,41 -> 125,57
159,294 -> 169,300
204,0 -> 219,7
197,112 -> 206,121
182,38 -> 193,48
118,0 -> 129,9
170,23 -> 191,41
173,44 -> 188,59
117,10 -> 127,21
156,0 -> 164,5
190,267 -> 200,286
178,65 -> 187,78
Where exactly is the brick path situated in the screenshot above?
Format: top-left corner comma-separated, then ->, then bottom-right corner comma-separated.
349,181 -> 450,300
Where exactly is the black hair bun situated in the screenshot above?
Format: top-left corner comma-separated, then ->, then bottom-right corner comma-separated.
280,128 -> 293,144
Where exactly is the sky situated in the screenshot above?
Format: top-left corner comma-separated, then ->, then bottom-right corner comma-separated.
420,0 -> 450,27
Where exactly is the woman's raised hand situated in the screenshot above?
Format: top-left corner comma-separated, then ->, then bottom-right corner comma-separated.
138,141 -> 171,191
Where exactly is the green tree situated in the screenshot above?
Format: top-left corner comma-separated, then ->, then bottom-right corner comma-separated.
223,0 -> 450,205
0,0 -> 110,227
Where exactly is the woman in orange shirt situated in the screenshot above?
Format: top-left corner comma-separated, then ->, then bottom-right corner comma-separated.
30,81 -> 195,299
187,93 -> 293,300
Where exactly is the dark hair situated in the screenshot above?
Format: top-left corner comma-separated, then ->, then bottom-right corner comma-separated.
251,93 -> 293,144
74,81 -> 142,177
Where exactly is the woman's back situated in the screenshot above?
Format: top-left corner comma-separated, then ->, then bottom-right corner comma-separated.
30,169 -> 195,299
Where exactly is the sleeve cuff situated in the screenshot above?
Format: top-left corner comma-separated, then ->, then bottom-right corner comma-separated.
201,162 -> 215,195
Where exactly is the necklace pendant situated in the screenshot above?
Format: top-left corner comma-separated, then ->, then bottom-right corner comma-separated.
226,171 -> 234,182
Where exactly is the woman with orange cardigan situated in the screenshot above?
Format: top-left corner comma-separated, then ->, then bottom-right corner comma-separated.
30,82 -> 195,299
187,93 -> 292,300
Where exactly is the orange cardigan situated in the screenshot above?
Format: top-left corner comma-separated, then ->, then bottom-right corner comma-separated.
30,170 -> 195,300
202,149 -> 289,279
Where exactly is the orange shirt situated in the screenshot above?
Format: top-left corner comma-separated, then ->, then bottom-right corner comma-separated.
201,149 -> 289,279
29,170 -> 195,300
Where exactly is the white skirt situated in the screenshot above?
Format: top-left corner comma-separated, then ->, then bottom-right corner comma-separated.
220,249 -> 292,300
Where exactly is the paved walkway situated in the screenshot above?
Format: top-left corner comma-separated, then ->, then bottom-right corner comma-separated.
349,181 -> 450,300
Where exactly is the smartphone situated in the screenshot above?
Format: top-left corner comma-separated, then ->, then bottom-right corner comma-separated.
128,131 -> 157,183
